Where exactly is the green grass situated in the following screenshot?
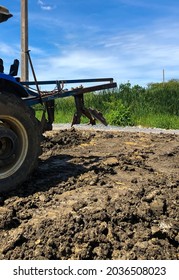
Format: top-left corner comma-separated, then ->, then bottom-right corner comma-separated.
34,80 -> 179,129
133,114 -> 179,129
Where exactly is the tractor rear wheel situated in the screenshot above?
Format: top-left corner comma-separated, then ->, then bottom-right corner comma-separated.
0,92 -> 41,193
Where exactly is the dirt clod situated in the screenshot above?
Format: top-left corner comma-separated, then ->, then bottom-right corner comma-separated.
0,128 -> 178,259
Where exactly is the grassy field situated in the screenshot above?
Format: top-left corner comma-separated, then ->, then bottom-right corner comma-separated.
35,80 -> 179,129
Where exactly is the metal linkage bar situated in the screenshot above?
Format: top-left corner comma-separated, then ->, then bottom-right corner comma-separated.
21,78 -> 114,86
22,76 -> 117,128
24,81 -> 117,106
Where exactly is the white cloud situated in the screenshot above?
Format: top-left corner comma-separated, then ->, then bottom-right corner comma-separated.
94,19 -> 179,84
33,49 -> 116,80
37,0 -> 54,11
31,18 -> 179,87
28,46 -> 46,56
0,43 -> 17,56
4,5 -> 179,88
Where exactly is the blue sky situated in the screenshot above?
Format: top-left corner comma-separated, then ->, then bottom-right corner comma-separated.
1,0 -> 179,87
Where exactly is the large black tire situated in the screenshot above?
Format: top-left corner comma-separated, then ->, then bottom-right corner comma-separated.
0,92 -> 41,193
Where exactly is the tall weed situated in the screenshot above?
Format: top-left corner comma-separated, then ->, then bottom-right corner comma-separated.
35,80 -> 179,129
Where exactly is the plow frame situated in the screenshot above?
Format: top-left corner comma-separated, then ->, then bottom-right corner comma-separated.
0,55 -> 117,128
21,78 -> 117,128
22,78 -> 117,106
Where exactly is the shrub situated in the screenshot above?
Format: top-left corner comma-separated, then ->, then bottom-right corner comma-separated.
107,99 -> 133,126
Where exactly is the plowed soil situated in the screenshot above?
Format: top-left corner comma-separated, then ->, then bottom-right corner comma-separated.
0,128 -> 178,260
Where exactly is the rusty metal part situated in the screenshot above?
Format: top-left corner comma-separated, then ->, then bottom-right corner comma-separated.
43,100 -> 55,131
72,94 -> 95,126
73,82 -> 117,96
88,108 -> 108,126
40,100 -> 55,132
71,93 -> 107,126
21,77 -> 117,107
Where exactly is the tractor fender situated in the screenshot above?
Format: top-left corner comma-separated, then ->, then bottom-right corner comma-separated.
0,72 -> 28,97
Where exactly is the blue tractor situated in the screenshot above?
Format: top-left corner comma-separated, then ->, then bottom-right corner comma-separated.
0,6 -> 117,193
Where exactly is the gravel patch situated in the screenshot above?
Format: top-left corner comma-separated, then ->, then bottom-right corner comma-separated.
53,123 -> 179,135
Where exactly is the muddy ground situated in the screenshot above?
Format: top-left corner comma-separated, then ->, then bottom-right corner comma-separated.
0,128 -> 178,260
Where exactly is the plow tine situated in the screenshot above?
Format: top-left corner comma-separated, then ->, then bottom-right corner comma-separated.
72,94 -> 95,126
88,108 -> 108,126
72,94 -> 107,126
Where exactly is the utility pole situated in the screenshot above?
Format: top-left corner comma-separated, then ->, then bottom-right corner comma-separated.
163,69 -> 165,85
21,0 -> 28,81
